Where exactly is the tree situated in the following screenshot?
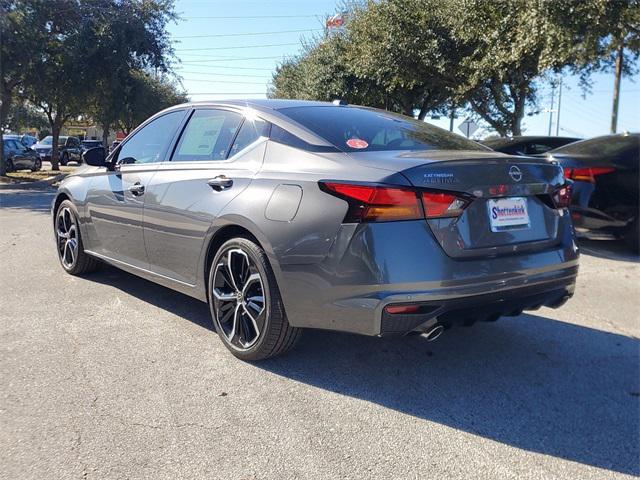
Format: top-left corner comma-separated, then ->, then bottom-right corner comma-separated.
118,70 -> 187,135
269,34 -> 388,109
81,0 -> 178,147
553,0 -> 640,133
346,0 -> 464,119
3,100 -> 49,133
21,0 -> 88,170
0,0 -> 45,175
446,1 -> 569,136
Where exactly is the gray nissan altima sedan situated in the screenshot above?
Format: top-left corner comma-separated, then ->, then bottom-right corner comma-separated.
52,100 -> 579,360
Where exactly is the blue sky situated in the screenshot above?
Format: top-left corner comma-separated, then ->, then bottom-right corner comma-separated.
169,0 -> 640,139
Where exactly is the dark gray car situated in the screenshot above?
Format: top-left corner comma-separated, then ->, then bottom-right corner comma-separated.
52,100 -> 579,360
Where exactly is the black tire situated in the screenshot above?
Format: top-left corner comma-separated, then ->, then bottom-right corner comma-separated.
208,237 -> 302,361
31,158 -> 42,172
55,200 -> 101,275
60,153 -> 68,166
5,158 -> 14,173
623,219 -> 639,254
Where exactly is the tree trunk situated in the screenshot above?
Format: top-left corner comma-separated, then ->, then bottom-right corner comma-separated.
611,43 -> 623,134
0,91 -> 12,176
101,121 -> 110,148
511,86 -> 526,136
51,118 -> 62,171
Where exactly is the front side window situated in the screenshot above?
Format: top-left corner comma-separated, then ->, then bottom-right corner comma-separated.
117,110 -> 186,164
173,109 -> 243,162
279,106 -> 488,152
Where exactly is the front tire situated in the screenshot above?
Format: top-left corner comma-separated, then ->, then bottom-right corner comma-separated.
60,153 -> 68,166
5,158 -> 14,173
208,237 -> 302,361
31,158 -> 42,172
55,200 -> 100,274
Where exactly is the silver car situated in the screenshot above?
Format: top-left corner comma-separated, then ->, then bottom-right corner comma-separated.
52,100 -> 579,360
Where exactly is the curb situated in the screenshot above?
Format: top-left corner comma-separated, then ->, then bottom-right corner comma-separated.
0,173 -> 67,190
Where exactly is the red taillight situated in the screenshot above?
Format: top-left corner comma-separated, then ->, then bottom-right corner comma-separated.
421,192 -> 468,218
563,167 -> 615,183
552,183 -> 572,209
320,182 -> 423,222
320,182 -> 469,222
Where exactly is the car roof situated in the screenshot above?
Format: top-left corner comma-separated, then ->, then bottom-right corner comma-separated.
169,99 -> 342,113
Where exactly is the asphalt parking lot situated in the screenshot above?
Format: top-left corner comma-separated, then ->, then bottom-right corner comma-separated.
1,186 -> 638,480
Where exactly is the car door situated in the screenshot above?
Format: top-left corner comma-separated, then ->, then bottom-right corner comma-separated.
84,109 -> 188,269
7,140 -> 28,169
143,108 -> 269,286
15,142 -> 34,169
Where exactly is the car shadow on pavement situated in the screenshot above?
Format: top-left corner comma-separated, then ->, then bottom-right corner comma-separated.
86,263 -> 639,476
84,263 -> 639,475
87,265 -> 214,331
258,317 -> 640,476
577,238 -> 639,263
0,188 -> 56,213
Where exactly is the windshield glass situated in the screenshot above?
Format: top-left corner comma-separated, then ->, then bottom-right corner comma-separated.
279,106 -> 488,152
82,141 -> 101,147
40,136 -> 53,145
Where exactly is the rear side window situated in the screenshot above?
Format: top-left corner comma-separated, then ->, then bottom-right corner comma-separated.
228,117 -> 269,157
279,106 -> 487,152
117,110 -> 186,164
173,109 -> 243,162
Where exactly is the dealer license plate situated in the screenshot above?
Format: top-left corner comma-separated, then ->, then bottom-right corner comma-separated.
487,197 -> 530,232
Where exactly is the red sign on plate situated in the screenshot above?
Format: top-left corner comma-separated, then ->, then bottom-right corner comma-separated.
346,138 -> 368,149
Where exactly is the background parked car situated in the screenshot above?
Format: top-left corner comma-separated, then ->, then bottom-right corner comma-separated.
546,133 -> 639,251
2,135 -> 42,172
483,136 -> 581,156
3,134 -> 37,150
21,134 -> 37,149
33,135 -> 83,165
81,139 -> 103,153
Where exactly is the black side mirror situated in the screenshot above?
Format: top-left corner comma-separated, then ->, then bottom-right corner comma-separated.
83,147 -> 106,167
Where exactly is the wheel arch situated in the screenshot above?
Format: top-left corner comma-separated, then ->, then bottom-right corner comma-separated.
52,191 -> 71,225
201,218 -> 281,303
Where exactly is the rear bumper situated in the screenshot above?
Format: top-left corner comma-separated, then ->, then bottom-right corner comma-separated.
278,217 -> 579,336
379,281 -> 574,336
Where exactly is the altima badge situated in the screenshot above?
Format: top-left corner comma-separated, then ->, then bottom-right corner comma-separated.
509,165 -> 523,182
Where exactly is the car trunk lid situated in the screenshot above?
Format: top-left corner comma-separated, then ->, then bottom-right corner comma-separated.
348,150 -> 566,258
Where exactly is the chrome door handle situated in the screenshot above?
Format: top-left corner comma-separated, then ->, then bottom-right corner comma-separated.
128,182 -> 145,196
207,176 -> 233,191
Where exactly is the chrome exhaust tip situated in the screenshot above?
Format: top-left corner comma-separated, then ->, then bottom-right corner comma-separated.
422,324 -> 444,342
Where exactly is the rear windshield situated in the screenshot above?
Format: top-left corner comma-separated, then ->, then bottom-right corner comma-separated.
279,106 -> 487,152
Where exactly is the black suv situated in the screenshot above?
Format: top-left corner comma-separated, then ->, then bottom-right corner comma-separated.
33,135 -> 83,165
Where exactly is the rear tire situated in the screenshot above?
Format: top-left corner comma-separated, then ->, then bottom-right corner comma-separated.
208,237 -> 302,361
5,158 -> 14,173
55,200 -> 101,275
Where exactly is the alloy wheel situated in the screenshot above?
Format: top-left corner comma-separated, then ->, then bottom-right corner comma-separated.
212,248 -> 266,349
56,207 -> 78,269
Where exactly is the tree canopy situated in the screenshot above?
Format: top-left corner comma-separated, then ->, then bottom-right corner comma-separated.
1,0 -> 185,172
270,0 -> 640,136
